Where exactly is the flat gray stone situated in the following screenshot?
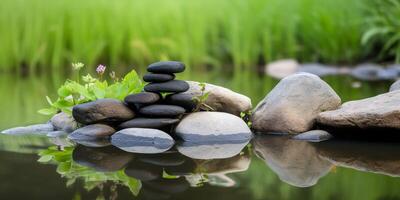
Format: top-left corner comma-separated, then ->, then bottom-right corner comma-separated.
111,128 -> 175,154
147,61 -> 185,73
175,112 -> 252,142
292,130 -> 332,142
317,90 -> 400,129
1,123 -> 54,135
72,98 -> 135,125
68,124 -> 115,141
139,105 -> 185,117
144,80 -> 190,93
252,73 -> 341,134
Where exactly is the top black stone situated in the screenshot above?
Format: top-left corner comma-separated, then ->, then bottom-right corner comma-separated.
147,61 -> 185,74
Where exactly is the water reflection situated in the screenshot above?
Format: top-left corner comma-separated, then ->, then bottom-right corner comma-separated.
314,140 -> 400,177
253,135 -> 333,187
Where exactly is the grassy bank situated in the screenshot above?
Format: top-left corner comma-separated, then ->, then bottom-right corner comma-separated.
0,0 -> 396,74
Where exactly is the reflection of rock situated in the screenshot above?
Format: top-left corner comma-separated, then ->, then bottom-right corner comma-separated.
314,140 -> 400,177
176,140 -> 249,159
138,152 -> 186,167
124,159 -> 162,181
72,145 -> 133,172
252,73 -> 341,134
317,90 -> 400,129
143,177 -> 190,194
111,128 -> 174,154
175,112 -> 252,142
165,148 -> 250,177
253,135 -> 333,187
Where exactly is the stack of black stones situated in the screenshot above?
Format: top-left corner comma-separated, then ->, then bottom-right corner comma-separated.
120,61 -> 191,132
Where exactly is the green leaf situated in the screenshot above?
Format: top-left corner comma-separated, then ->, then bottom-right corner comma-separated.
38,155 -> 53,163
38,108 -> 57,115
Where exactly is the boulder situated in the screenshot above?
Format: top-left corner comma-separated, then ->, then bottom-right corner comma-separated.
72,98 -> 135,125
175,112 -> 252,142
252,73 -> 341,134
253,135 -> 333,187
317,90 -> 400,129
111,128 -> 175,153
389,80 -> 400,92
292,130 -> 333,142
50,112 -> 78,132
68,124 -> 115,141
179,81 -> 252,116
265,59 -> 299,79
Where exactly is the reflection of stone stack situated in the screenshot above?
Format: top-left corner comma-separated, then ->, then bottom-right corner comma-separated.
121,61 -> 190,131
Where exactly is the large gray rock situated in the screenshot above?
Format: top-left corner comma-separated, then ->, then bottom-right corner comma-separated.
176,81 -> 252,116
111,128 -> 174,153
317,90 -> 400,129
253,135 -> 333,187
175,112 -> 252,142
50,112 -> 78,132
252,73 -> 341,134
389,80 -> 400,92
72,98 -> 135,125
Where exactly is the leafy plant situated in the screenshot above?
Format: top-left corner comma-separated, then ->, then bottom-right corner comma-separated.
192,82 -> 214,112
38,146 -> 142,196
38,63 -> 143,116
362,0 -> 400,62
240,110 -> 252,127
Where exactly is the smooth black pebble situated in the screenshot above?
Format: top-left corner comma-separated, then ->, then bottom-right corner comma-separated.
147,61 -> 185,73
143,73 -> 175,83
139,105 -> 186,117
144,80 -> 189,93
165,93 -> 197,111
124,92 -> 161,105
118,118 -> 180,129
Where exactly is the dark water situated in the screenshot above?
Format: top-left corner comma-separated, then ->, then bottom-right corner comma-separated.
1,72 -> 400,200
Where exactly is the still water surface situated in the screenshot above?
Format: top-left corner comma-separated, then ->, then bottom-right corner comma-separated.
0,72 -> 399,200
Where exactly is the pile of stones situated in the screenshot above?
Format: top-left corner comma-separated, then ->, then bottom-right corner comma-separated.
121,61 -> 190,131
69,61 -> 192,149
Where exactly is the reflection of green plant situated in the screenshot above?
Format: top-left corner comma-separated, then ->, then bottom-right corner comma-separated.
38,63 -> 143,116
192,82 -> 214,112
38,146 -> 141,197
